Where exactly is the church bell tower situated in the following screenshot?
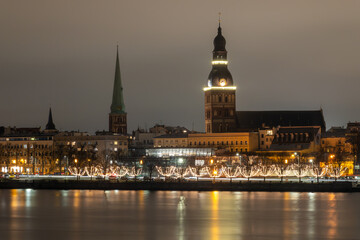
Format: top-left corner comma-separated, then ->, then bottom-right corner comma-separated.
204,21 -> 236,133
109,46 -> 127,135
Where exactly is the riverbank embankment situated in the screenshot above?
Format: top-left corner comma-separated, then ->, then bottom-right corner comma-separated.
0,179 -> 359,192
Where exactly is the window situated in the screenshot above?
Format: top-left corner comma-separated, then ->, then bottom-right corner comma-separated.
261,141 -> 264,145
206,111 -> 210,119
219,96 -> 222,102
225,96 -> 228,102
261,134 -> 264,138
245,141 -> 248,145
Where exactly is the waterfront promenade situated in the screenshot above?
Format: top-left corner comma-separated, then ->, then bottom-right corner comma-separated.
1,177 -> 359,192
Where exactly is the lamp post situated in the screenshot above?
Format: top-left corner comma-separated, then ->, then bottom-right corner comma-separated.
74,158 -> 78,180
213,169 -> 217,183
295,152 -> 301,182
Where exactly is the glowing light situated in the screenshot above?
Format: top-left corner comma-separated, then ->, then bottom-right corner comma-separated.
139,160 -> 143,165
285,159 -> 288,164
212,60 -> 228,65
74,159 -> 78,163
203,86 -> 236,91
210,159 -> 214,164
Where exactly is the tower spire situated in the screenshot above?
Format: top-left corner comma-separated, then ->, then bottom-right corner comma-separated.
45,108 -> 56,130
218,12 -> 221,28
109,46 -> 127,135
110,46 -> 126,114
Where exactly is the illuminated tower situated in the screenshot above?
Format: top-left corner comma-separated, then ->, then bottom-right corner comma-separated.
204,21 -> 236,133
109,47 -> 127,135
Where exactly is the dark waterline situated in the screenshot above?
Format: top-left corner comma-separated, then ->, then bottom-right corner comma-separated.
0,189 -> 359,240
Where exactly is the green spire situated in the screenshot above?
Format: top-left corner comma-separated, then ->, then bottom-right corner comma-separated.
110,46 -> 126,114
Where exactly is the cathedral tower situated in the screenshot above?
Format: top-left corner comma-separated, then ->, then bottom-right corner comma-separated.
204,22 -> 236,133
109,47 -> 127,135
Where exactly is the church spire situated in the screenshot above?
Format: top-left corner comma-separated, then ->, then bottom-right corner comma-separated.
45,108 -> 56,130
110,46 -> 126,114
109,46 -> 127,135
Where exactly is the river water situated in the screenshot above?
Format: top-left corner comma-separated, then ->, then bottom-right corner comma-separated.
0,189 -> 359,240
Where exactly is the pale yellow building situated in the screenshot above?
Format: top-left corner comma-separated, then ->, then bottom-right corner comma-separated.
188,132 -> 259,153
0,133 -> 54,174
321,127 -> 351,153
153,133 -> 188,148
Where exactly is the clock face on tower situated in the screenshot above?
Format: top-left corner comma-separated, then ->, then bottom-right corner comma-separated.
220,78 -> 226,86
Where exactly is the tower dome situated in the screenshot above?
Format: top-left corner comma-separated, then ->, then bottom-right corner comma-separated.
207,24 -> 233,87
213,26 -> 226,51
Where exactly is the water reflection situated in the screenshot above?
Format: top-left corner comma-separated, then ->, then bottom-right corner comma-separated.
0,190 -> 359,240
211,191 -> 219,240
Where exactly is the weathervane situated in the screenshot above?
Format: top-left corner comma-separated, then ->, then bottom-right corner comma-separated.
218,12 -> 221,26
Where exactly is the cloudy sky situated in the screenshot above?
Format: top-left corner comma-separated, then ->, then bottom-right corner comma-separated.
1,0 -> 360,133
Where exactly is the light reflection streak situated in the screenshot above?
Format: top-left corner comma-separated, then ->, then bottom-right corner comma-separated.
327,193 -> 338,238
211,191 -> 219,240
177,195 -> 186,240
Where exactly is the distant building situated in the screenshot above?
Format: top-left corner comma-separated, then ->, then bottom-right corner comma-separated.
268,126 -> 322,154
321,127 -> 350,153
153,132 -> 188,148
0,110 -> 58,174
188,132 -> 259,154
133,124 -> 190,147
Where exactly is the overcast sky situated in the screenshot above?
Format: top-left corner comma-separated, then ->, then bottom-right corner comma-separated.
1,0 -> 360,133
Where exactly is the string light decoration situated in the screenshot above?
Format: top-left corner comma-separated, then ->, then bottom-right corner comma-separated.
221,166 -> 241,178
65,163 -> 349,181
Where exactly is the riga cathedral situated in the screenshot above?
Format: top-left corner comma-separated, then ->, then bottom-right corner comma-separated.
204,22 -> 326,134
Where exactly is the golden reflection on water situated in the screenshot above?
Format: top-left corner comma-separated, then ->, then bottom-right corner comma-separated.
73,190 -> 80,208
211,191 -> 219,240
283,192 -> 292,237
327,193 -> 338,238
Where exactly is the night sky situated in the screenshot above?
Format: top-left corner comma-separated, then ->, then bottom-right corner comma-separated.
1,0 -> 360,133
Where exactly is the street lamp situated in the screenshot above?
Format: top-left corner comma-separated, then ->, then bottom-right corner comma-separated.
213,169 -> 218,182
309,159 -> 314,168
294,152 -> 301,182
